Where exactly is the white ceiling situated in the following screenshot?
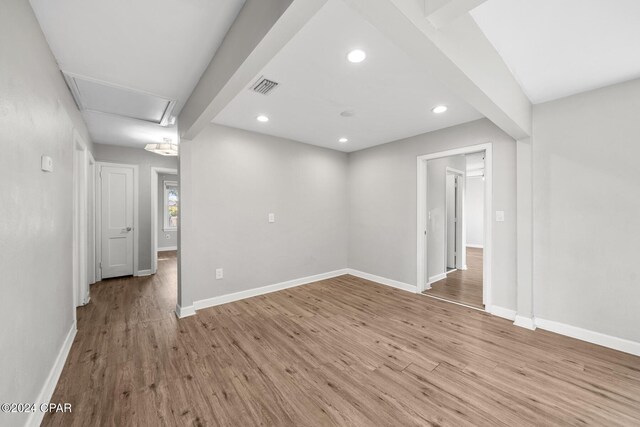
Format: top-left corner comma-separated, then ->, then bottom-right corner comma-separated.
30,0 -> 245,146
471,0 -> 640,104
213,0 -> 483,153
82,111 -> 177,149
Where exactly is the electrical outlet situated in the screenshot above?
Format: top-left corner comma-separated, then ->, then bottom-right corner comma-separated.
268,213 -> 275,223
215,268 -> 223,280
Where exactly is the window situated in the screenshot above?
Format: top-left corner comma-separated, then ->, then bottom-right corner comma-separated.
164,181 -> 178,230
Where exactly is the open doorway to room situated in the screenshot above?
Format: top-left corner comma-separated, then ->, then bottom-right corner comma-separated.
417,144 -> 491,311
151,167 -> 178,276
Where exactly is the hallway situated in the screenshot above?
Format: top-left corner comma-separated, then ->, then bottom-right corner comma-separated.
424,247 -> 484,309
43,251 -> 177,425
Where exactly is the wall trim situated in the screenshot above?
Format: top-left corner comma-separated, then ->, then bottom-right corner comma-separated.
489,305 -> 517,321
158,246 -> 177,252
185,269 -> 349,314
135,269 -> 152,277
427,273 -> 447,284
347,269 -> 416,293
175,303 -> 196,318
513,315 -> 536,330
535,318 -> 640,357
26,323 -> 77,427
466,244 -> 484,249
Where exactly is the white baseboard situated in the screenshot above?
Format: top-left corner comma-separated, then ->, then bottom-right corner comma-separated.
175,303 -> 196,318
535,318 -> 640,356
466,244 -> 484,249
158,246 -> 177,251
26,323 -> 76,427
347,269 -> 416,293
190,269 -> 349,313
489,305 -> 517,321
135,269 -> 152,277
427,273 -> 447,284
514,315 -> 536,330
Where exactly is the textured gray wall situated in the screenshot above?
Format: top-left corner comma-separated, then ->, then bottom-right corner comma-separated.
0,0 -> 92,424
465,176 -> 485,247
92,144 -> 178,271
180,124 -> 348,305
533,78 -> 640,342
348,119 -> 517,310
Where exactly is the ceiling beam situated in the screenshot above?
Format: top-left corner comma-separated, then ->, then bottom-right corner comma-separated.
427,0 -> 488,29
343,0 -> 531,140
179,0 -> 327,140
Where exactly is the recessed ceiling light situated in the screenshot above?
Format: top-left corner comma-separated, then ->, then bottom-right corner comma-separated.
432,105 -> 448,114
339,137 -> 348,143
256,115 -> 269,122
347,49 -> 366,63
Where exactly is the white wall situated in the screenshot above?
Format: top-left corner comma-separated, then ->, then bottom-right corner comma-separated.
348,119 -> 517,310
465,176 -> 484,247
532,78 -> 640,343
158,173 -> 178,249
93,144 -> 178,271
180,123 -> 348,307
426,155 -> 466,279
0,0 -> 93,424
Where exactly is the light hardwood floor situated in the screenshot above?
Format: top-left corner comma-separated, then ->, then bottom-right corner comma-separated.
43,251 -> 640,426
424,247 -> 484,309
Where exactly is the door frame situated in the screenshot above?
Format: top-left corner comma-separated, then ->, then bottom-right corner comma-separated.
73,131 -> 89,307
416,143 -> 493,311
87,152 -> 96,286
96,162 -> 139,280
150,167 -> 178,275
444,167 -> 466,272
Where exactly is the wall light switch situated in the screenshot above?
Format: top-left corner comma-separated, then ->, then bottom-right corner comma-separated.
41,155 -> 53,172
496,211 -> 505,222
268,213 -> 275,223
215,268 -> 223,280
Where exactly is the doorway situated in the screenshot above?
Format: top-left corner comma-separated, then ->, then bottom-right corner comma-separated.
96,162 -> 138,279
151,167 -> 178,275
417,144 -> 492,311
73,132 -> 90,307
445,167 -> 464,273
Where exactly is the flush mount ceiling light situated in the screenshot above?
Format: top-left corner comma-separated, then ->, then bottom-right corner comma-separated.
256,115 -> 269,122
347,49 -> 366,63
432,105 -> 448,114
338,137 -> 349,143
145,138 -> 178,156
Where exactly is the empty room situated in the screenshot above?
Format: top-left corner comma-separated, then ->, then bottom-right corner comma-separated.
2,0 -> 640,426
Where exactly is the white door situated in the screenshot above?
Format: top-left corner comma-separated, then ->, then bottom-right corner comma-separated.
100,165 -> 134,278
446,174 -> 457,269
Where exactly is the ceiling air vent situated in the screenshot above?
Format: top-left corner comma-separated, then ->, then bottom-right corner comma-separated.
250,77 -> 279,95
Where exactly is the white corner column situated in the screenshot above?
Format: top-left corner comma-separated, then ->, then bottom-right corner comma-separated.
175,138 -> 195,318
514,138 -> 535,329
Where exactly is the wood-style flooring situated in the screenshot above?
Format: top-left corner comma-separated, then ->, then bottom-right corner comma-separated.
424,247 -> 484,309
43,251 -> 640,426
